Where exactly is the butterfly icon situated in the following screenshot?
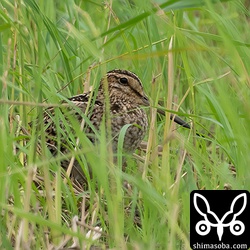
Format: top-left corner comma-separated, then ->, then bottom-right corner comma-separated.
193,193 -> 247,241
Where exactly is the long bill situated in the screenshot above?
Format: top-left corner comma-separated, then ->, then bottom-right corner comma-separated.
156,108 -> 191,129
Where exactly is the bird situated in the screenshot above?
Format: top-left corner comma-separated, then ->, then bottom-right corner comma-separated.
42,69 -> 191,186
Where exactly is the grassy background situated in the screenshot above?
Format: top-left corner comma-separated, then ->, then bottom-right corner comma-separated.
0,0 -> 250,249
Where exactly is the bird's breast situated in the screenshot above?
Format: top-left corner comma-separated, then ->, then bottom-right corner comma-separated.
87,101 -> 148,152
110,107 -> 148,153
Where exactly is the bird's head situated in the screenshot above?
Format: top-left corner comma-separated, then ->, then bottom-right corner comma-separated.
99,69 -> 149,107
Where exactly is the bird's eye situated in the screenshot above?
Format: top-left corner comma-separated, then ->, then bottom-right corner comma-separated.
119,77 -> 128,84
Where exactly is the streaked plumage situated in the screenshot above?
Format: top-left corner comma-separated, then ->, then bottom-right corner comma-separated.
43,69 -> 149,184
42,69 -> 193,185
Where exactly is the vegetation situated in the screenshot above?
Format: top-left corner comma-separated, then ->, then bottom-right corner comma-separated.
0,0 -> 249,249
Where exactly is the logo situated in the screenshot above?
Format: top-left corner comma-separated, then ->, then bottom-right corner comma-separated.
194,192 -> 246,240
190,190 -> 250,250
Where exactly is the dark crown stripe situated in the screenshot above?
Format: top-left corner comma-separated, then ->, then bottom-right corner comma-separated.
107,69 -> 142,87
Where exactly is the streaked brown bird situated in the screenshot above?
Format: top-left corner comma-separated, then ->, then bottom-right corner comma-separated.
42,69 -> 190,185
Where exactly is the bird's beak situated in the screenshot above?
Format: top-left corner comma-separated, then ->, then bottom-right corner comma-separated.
157,108 -> 191,129
143,97 -> 191,130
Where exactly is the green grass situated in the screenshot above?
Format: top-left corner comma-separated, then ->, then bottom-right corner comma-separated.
1,0 -> 250,249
